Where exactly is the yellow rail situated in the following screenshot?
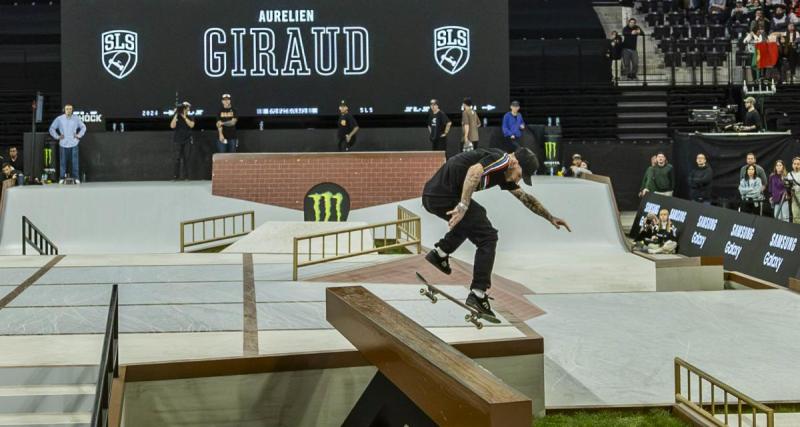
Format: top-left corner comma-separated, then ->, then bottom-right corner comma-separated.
180,211 -> 255,252
292,206 -> 422,280
674,357 -> 774,427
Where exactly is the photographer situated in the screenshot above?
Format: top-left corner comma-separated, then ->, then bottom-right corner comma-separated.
633,208 -> 679,254
170,101 -> 195,180
788,157 -> 800,223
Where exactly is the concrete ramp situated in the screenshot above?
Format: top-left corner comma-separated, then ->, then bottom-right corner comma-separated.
223,221 -> 374,254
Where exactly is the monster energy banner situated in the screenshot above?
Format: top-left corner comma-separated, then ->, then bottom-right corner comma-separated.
304,182 -> 350,222
542,125 -> 561,174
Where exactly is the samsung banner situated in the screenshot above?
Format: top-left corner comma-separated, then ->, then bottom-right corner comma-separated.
631,193 -> 800,286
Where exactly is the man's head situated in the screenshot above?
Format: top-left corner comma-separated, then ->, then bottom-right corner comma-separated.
221,94 -> 231,108
8,146 -> 18,159
789,23 -> 796,32
696,153 -> 707,167
510,100 -> 520,114
776,5 -> 785,16
572,154 -> 582,166
64,104 -> 73,116
339,100 -> 348,113
744,96 -> 756,109
628,18 -> 637,27
430,99 -> 439,113
1,163 -> 12,177
462,97 -> 473,111
793,156 -> 800,171
746,152 -> 756,165
755,9 -> 763,19
656,153 -> 667,166
506,147 -> 539,186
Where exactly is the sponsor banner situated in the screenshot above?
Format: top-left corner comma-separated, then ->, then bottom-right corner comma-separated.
631,193 -> 800,286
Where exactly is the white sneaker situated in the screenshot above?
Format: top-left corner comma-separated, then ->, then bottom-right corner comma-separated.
75,179 -> 81,184
58,179 -> 65,184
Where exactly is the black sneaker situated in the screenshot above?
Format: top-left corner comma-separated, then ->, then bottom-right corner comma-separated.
466,292 -> 501,323
425,249 -> 451,275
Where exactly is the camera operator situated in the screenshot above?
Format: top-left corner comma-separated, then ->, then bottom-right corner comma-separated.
170,101 -> 195,180
738,97 -> 762,132
633,208 -> 679,254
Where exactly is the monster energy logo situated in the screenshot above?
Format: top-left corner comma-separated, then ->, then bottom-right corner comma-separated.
307,192 -> 344,222
43,147 -> 53,168
544,141 -> 557,161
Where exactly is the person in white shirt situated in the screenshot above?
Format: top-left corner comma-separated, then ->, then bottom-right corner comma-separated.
48,104 -> 86,184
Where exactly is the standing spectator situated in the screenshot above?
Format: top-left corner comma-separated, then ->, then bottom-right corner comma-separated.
427,99 -> 451,152
48,103 -> 86,184
782,23 -> 799,81
688,153 -> 713,204
641,153 -> 675,196
501,101 -> 526,153
216,94 -> 238,153
739,152 -> 768,192
170,101 -> 195,180
622,18 -> 642,80
7,146 -> 22,172
337,100 -> 359,152
607,31 -> 623,81
739,164 -> 765,214
769,160 -> 791,221
788,156 -> 800,223
461,97 -> 480,152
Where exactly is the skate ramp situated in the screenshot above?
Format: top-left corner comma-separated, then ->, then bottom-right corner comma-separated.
222,221 -> 374,254
0,182 -> 300,255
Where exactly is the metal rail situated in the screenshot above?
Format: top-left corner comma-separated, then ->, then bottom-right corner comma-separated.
675,357 -> 774,427
292,206 -> 422,280
91,284 -> 119,427
21,215 -> 58,255
180,211 -> 255,252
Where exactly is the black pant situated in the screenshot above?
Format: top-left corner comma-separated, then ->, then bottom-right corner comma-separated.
422,196 -> 498,291
503,137 -> 521,153
338,136 -> 356,152
431,136 -> 447,151
173,139 -> 192,179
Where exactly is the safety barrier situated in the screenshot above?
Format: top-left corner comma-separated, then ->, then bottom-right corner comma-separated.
180,211 -> 254,252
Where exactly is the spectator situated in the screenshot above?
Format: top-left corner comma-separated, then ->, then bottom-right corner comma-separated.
48,103 -> 86,184
769,160 -> 791,221
739,164 -> 765,214
580,161 -> 593,175
170,101 -> 195,180
608,30 -> 623,60
709,0 -> 727,14
215,94 -> 238,153
788,157 -> 800,223
7,146 -> 22,172
750,10 -> 770,33
564,154 -> 591,177
746,0 -> 764,15
501,101 -> 526,153
688,153 -> 713,204
337,100 -> 359,152
781,23 -> 799,81
790,0 -> 800,17
622,18 -> 642,80
634,209 -> 679,254
772,6 -> 790,32
739,152 -> 768,192
731,0 -> 749,22
461,97 -> 481,152
641,153 -> 675,196
1,163 -> 19,181
427,99 -> 451,152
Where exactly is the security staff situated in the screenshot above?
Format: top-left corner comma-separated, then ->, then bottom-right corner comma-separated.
337,100 -> 359,151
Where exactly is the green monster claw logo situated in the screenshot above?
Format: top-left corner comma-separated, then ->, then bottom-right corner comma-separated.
544,141 -> 557,161
307,192 -> 344,222
43,147 -> 53,167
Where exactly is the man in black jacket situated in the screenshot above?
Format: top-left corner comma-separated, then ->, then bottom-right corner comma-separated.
622,18 -> 642,80
688,153 -> 713,204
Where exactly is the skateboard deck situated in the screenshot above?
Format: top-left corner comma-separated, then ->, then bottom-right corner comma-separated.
415,272 -> 500,329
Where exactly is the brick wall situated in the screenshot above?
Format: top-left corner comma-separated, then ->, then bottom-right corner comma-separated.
212,152 -> 445,210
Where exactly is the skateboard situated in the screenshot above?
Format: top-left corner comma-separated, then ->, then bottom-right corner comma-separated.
416,272 -> 500,329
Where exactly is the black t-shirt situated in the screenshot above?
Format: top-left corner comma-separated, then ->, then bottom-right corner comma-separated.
423,148 -> 520,198
428,110 -> 451,141
9,156 -> 22,172
218,107 -> 237,139
173,115 -> 193,142
622,26 -> 640,50
337,112 -> 358,141
744,109 -> 762,131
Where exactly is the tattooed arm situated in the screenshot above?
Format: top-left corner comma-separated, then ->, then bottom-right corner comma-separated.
446,164 -> 484,229
510,188 -> 572,231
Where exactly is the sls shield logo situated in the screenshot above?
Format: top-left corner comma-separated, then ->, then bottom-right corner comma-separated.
101,30 -> 138,79
434,26 -> 470,75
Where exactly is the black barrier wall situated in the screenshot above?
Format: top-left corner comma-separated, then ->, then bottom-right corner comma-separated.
631,193 -> 800,286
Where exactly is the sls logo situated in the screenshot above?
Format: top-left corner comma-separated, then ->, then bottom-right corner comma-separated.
434,26 -> 470,75
101,30 -> 138,79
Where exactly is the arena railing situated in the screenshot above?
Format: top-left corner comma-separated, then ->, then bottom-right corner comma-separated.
179,211 -> 255,252
674,357 -> 774,427
21,215 -> 58,255
91,284 -> 119,427
292,206 -> 422,281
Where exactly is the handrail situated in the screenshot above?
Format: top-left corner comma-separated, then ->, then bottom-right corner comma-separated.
180,210 -> 255,252
91,284 -> 119,427
21,215 -> 58,255
674,357 -> 774,427
292,206 -> 422,280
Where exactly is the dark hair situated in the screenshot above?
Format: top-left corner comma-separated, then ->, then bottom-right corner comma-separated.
746,164 -> 757,176
1,163 -> 11,169
8,146 -> 17,152
462,97 -> 473,106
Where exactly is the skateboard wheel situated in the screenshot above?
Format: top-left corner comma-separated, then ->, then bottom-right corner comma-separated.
476,322 -> 483,330
419,288 -> 426,295
464,314 -> 472,321
431,296 -> 438,303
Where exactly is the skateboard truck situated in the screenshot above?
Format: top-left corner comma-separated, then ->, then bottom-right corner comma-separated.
420,287 -> 483,329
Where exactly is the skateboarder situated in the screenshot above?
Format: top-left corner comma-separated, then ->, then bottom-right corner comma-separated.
422,147 -> 571,317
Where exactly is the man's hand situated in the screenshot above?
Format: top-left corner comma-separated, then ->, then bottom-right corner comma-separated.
550,216 -> 572,232
446,206 -> 466,229
510,135 -> 516,139
345,134 -> 351,143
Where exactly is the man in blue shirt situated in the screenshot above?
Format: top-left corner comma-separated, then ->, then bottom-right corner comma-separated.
501,101 -> 526,153
49,104 -> 86,184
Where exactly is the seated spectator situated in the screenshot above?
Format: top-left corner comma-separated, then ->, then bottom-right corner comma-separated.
739,152 -> 768,192
709,0 -> 727,14
640,153 -> 675,197
772,6 -> 790,33
747,0 -> 764,15
731,0 -> 750,22
788,157 -> 800,223
739,164 -> 765,214
769,160 -> 791,221
750,10 -> 770,33
688,153 -> 713,204
1,163 -> 19,183
7,146 -> 22,172
633,209 -> 679,254
564,154 -> 591,177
